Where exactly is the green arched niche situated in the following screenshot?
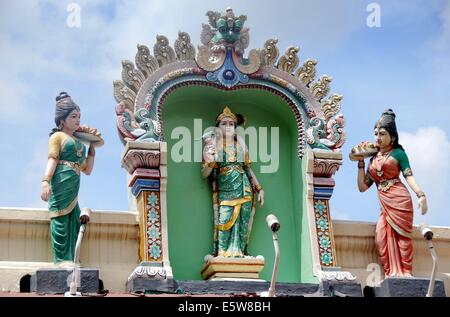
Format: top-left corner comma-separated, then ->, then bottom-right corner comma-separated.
162,84 -> 316,283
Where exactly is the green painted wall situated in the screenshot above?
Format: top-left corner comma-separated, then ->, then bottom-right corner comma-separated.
162,85 -> 316,283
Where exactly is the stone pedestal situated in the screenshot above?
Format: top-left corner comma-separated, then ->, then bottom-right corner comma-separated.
318,267 -> 362,297
201,256 -> 265,280
374,277 -> 446,297
30,268 -> 99,294
127,262 -> 177,293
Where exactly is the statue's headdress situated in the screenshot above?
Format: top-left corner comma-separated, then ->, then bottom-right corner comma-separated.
216,106 -> 237,124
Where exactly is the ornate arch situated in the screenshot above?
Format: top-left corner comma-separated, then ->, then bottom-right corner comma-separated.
113,9 -> 345,156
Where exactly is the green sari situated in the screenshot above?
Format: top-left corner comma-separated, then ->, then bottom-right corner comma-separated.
215,140 -> 255,257
48,134 -> 86,263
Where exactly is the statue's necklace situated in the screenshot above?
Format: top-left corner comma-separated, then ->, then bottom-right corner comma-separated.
74,139 -> 83,158
376,149 -> 393,177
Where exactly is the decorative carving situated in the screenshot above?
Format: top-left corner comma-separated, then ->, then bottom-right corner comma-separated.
135,44 -> 159,78
145,191 -> 162,261
311,75 -> 332,101
277,46 -> 300,74
319,270 -> 356,281
202,8 -> 249,56
121,60 -> 145,94
306,113 -> 345,151
115,106 -> 161,145
197,7 -> 257,76
116,102 -> 138,144
314,200 -> 336,267
127,266 -> 166,282
313,158 -> 342,177
122,149 -> 161,174
232,49 -> 261,74
113,80 -> 137,112
196,45 -> 226,72
260,38 -> 279,66
322,94 -> 343,121
296,59 -> 318,86
154,35 -> 176,67
174,31 -> 196,61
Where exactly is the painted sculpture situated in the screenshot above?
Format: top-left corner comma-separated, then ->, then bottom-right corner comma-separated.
201,106 -> 264,257
354,109 -> 428,277
40,92 -> 103,263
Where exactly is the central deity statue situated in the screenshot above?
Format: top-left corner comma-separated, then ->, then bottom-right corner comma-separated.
201,106 -> 264,257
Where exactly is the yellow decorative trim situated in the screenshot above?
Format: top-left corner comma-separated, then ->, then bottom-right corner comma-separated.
216,196 -> 252,231
49,197 -> 78,219
385,214 -> 413,238
58,160 -> 81,175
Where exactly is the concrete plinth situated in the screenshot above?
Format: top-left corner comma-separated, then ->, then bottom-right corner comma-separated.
374,277 -> 446,297
30,268 -> 99,294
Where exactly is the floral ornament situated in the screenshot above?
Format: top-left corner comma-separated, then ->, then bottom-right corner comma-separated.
319,236 -> 330,249
148,208 -> 159,223
314,200 -> 327,215
316,217 -> 328,231
147,192 -> 159,207
149,244 -> 161,260
321,252 -> 332,265
148,225 -> 161,241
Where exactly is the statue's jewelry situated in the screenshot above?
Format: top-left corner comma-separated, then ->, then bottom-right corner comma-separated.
224,141 -> 237,162
74,138 -> 83,158
375,149 -> 393,177
42,175 -> 52,183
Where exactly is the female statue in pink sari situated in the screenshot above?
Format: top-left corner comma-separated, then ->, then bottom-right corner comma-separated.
355,109 -> 428,277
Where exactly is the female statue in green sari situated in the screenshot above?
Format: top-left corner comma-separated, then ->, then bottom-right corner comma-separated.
40,92 -> 103,263
202,106 -> 264,257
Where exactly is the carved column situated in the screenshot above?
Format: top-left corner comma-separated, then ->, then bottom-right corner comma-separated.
309,150 -> 357,286
312,150 -> 341,268
121,141 -> 175,292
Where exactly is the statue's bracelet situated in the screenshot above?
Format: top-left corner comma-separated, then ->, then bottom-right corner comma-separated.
42,176 -> 51,183
255,184 -> 263,192
417,191 -> 426,198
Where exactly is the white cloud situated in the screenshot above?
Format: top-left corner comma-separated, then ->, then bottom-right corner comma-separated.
400,127 -> 450,226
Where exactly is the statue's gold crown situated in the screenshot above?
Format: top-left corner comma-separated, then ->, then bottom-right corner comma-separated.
216,106 -> 237,123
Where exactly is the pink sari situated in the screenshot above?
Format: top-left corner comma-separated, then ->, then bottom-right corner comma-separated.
368,153 -> 413,277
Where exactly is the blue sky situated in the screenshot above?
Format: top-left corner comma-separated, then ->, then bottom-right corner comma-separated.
1,0 -> 449,226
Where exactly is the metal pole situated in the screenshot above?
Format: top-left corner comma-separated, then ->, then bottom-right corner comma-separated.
66,224 -> 86,297
426,239 -> 437,297
267,231 -> 280,297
